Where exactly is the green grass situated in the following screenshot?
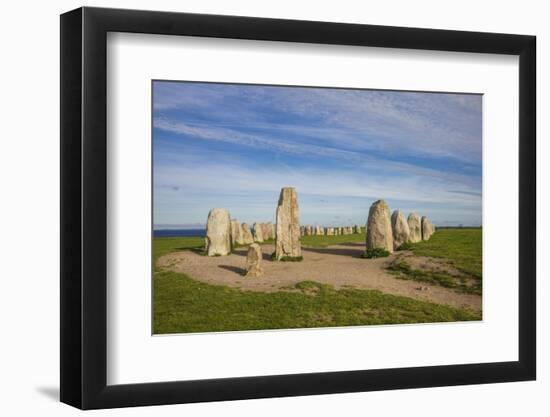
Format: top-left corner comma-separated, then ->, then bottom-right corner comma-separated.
153,235 -> 480,334
405,228 -> 482,278
386,228 -> 482,295
300,232 -> 364,248
396,241 -> 414,251
387,261 -> 482,295
153,236 -> 205,262
233,238 -> 275,249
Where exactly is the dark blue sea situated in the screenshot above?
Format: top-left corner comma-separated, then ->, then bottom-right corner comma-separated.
154,229 -> 206,238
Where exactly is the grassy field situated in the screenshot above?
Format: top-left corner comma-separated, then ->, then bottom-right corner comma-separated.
301,232 -> 364,247
153,230 -> 481,334
388,228 -> 482,294
406,228 -> 482,278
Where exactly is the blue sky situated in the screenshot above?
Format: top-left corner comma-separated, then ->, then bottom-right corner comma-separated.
153,81 -> 482,228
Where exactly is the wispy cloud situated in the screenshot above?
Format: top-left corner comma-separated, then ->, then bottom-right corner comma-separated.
154,82 -> 482,164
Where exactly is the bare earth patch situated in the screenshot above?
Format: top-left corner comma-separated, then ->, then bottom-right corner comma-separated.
157,242 -> 481,312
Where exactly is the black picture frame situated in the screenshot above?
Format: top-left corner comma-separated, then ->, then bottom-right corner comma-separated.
60,6 -> 536,410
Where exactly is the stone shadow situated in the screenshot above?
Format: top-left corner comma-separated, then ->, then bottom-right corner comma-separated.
301,246 -> 364,258
218,265 -> 246,275
335,242 -> 365,248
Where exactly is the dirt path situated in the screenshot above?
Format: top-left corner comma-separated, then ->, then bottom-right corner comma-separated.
157,243 -> 481,312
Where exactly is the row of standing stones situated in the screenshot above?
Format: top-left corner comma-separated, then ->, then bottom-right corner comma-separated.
204,188 -> 435,277
367,199 -> 435,254
204,187 -> 301,260
300,225 -> 362,236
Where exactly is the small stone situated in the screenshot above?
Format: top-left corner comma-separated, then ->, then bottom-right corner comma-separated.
245,243 -> 264,277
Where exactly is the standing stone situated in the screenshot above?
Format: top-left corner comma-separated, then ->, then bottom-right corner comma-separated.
366,200 -> 394,253
391,210 -> 410,250
354,225 -> 360,234
275,187 -> 301,260
316,225 -> 324,235
230,219 -> 241,245
205,208 -> 232,256
300,226 -> 305,236
326,227 -> 334,236
241,223 -> 254,245
261,223 -> 271,240
421,216 -> 435,241
253,222 -> 264,242
407,213 -> 422,243
271,223 -> 276,239
245,243 -> 264,277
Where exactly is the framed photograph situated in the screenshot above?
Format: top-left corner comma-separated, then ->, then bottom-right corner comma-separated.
60,6 -> 536,409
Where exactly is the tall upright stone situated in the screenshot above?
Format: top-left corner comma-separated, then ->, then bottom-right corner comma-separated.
366,200 -> 394,253
205,208 -> 232,256
407,213 -> 422,243
253,222 -> 264,243
421,216 -> 435,241
391,210 -> 410,250
275,187 -> 301,260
